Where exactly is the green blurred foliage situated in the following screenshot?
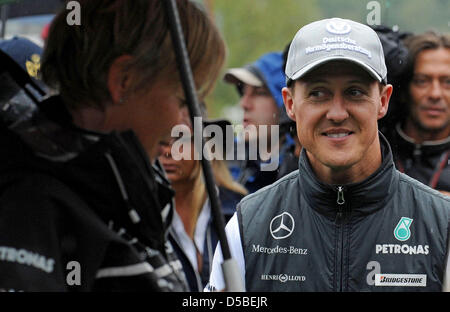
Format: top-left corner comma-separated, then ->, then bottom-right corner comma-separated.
205,0 -> 449,119
205,0 -> 321,118
0,0 -> 18,5
317,0 -> 449,33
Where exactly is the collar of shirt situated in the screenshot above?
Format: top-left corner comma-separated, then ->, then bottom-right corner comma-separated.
171,200 -> 212,272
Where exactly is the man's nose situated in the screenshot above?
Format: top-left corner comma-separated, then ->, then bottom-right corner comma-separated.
326,95 -> 349,123
429,79 -> 444,101
240,88 -> 254,110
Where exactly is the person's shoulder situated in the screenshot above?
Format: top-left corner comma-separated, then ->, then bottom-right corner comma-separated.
0,172 -> 121,291
0,170 -> 118,250
397,171 -> 450,209
0,172 -> 103,229
239,169 -> 299,209
0,172 -> 65,207
2,171 -> 72,201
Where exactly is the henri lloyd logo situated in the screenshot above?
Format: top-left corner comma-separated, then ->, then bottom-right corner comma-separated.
375,274 -> 427,287
270,212 -> 295,240
261,273 -> 306,283
326,20 -> 351,35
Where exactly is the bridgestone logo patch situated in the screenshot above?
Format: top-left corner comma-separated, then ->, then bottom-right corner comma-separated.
375,274 -> 427,287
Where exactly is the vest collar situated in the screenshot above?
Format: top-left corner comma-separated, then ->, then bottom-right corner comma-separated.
298,132 -> 398,219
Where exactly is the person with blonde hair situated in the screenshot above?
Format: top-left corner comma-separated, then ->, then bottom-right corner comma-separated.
0,0 -> 225,291
159,107 -> 247,291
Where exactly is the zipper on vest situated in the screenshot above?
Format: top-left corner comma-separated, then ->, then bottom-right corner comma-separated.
337,186 -> 345,206
335,186 -> 346,292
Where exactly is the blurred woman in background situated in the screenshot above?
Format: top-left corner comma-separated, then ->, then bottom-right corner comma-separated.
158,107 -> 247,291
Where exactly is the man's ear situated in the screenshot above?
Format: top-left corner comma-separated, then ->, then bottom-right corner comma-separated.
377,83 -> 393,120
282,86 -> 296,121
107,55 -> 134,105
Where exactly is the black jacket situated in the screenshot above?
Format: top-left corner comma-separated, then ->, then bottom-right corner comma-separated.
388,124 -> 450,192
0,96 -> 188,291
238,134 -> 450,291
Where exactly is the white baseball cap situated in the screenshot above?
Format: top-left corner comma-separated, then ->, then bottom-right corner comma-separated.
224,66 -> 264,87
285,18 -> 387,84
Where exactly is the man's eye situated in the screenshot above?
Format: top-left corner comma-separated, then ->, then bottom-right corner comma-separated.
309,90 -> 326,98
412,77 -> 429,86
254,88 -> 271,96
441,78 -> 450,88
347,88 -> 364,97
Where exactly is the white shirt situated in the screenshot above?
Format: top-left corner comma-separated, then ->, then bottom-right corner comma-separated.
204,213 -> 245,291
171,200 -> 212,272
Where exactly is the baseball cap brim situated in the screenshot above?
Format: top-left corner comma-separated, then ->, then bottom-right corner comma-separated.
224,68 -> 264,87
289,56 -> 385,84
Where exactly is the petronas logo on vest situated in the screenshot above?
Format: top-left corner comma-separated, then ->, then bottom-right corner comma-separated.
394,217 -> 413,241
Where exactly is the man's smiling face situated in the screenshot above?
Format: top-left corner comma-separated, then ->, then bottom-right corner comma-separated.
283,61 -> 392,182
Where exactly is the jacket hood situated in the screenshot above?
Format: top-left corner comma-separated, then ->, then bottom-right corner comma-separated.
249,52 -> 286,109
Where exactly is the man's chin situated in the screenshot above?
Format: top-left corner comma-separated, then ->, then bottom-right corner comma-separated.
323,158 -> 356,171
307,150 -> 356,170
415,116 -> 449,133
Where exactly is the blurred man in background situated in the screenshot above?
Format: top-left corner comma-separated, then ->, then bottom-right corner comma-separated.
388,31 -> 450,195
224,52 -> 294,193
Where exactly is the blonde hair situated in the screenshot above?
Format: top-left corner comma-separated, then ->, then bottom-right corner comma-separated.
187,159 -> 248,215
189,160 -> 208,219
42,0 -> 226,110
212,160 -> 248,196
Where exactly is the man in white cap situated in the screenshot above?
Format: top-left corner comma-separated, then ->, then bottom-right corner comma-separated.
207,18 -> 450,292
224,52 -> 294,193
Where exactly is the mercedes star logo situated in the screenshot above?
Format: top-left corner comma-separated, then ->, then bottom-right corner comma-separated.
326,20 -> 352,35
269,212 -> 295,240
